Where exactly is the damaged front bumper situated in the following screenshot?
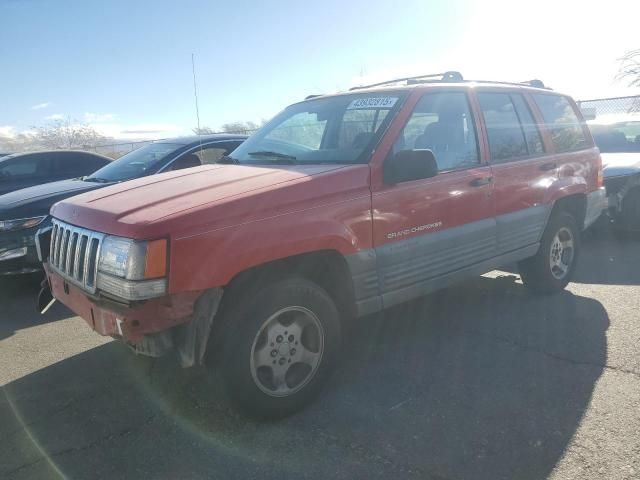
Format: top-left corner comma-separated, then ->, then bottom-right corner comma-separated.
43,264 -> 223,367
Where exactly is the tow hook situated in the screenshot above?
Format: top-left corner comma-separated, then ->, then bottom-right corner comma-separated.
37,275 -> 56,314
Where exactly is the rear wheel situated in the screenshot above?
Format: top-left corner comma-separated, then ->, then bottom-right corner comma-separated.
219,276 -> 341,418
519,211 -> 580,294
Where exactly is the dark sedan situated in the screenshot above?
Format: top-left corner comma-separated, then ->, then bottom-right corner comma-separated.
0,134 -> 246,275
0,150 -> 111,196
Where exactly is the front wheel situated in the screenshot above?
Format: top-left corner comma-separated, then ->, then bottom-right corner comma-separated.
219,276 -> 341,418
519,211 -> 580,294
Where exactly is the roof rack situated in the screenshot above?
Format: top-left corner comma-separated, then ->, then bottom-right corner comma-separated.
521,79 -> 546,88
350,71 -> 464,90
349,72 -> 551,91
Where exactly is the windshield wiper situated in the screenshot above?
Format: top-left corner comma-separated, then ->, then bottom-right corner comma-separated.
248,151 -> 297,163
83,177 -> 111,183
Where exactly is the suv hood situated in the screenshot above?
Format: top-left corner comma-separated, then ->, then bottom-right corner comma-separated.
0,179 -> 109,221
601,152 -> 640,178
51,164 -> 354,238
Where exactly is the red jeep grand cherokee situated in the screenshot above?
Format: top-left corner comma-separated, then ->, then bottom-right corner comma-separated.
39,72 -> 605,417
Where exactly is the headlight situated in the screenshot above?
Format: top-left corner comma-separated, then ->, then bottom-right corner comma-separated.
0,216 -> 46,232
97,236 -> 168,300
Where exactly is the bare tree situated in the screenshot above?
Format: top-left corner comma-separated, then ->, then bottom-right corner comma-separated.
30,117 -> 107,150
193,121 -> 264,136
220,121 -> 261,134
0,131 -> 32,153
617,49 -> 640,87
192,126 -> 215,135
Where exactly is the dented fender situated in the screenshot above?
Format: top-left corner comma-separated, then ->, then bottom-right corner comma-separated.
543,177 -> 588,205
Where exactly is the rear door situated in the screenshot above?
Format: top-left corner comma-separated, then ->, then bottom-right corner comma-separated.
530,93 -> 597,193
476,90 -> 552,252
371,90 -> 496,307
0,154 -> 52,194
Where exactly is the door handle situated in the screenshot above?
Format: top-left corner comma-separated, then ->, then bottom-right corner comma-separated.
470,176 -> 493,187
539,162 -> 557,171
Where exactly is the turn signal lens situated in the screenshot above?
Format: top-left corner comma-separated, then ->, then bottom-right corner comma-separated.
144,239 -> 167,279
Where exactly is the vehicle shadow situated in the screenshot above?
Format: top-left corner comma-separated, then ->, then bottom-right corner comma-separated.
571,227 -> 640,285
1,275 -> 608,480
499,226 -> 640,286
0,274 -> 71,341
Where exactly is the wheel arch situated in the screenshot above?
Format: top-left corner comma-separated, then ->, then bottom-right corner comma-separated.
549,192 -> 587,230
222,249 -> 357,319
205,250 -> 357,364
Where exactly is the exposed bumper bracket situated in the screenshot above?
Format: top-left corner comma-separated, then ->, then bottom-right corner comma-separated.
175,288 -> 223,368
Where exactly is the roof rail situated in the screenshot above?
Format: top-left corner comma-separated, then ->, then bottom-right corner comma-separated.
305,94 -> 323,100
350,71 -> 464,90
349,72 -> 552,91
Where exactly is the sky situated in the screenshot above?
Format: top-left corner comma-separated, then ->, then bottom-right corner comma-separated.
1,0 -> 639,143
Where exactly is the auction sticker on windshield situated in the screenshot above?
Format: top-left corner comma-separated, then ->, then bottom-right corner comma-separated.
347,97 -> 398,109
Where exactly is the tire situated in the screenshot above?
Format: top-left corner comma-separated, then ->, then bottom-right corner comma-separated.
519,210 -> 580,294
218,276 -> 341,419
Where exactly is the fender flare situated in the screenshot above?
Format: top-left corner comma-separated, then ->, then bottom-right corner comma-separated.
543,177 -> 588,206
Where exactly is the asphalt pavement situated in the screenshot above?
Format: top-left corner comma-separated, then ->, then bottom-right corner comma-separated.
1,228 -> 639,480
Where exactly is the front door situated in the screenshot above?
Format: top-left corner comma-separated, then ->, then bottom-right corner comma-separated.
371,90 -> 496,308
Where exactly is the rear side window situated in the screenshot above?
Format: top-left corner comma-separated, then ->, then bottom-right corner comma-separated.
478,93 -> 528,162
0,155 -> 47,176
511,95 -> 544,156
532,94 -> 588,153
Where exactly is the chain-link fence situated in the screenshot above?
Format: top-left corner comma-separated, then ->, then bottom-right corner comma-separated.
577,95 -> 640,118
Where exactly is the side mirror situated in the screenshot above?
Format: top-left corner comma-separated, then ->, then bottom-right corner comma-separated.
383,149 -> 438,184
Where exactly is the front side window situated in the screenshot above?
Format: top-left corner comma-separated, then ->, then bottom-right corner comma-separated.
393,92 -> 479,172
54,153 -> 95,176
87,142 -> 181,182
590,121 -> 640,153
230,93 -> 405,165
193,145 -> 229,164
532,94 -> 588,153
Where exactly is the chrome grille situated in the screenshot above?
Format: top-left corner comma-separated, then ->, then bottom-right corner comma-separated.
49,219 -> 105,293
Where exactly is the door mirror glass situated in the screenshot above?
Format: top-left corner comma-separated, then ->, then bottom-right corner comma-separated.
384,149 -> 438,184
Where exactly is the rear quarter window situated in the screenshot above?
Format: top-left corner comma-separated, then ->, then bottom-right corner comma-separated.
532,94 -> 589,153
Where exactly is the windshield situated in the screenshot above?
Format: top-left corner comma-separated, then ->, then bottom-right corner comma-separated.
590,121 -> 640,153
229,93 -> 405,165
86,143 -> 181,182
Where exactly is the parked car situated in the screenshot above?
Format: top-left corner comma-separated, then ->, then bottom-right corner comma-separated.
0,134 -> 245,275
37,73 -> 604,418
0,150 -> 111,196
588,115 -> 640,231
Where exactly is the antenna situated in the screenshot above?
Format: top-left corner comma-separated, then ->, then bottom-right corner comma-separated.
191,53 -> 203,150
